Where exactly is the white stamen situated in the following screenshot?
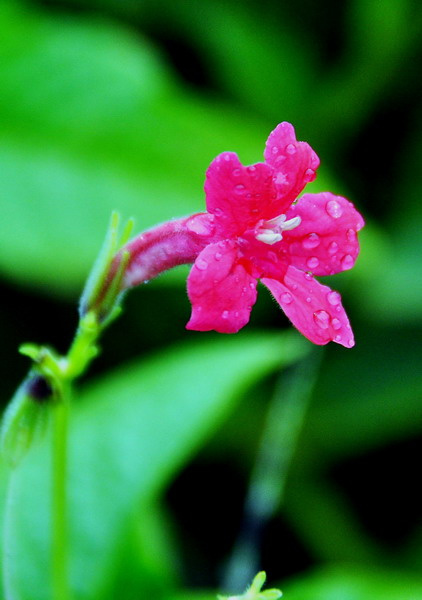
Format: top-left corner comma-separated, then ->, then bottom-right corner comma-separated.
255,230 -> 283,245
255,213 -> 301,245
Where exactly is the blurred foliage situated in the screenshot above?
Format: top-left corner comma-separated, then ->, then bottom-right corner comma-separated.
0,0 -> 421,598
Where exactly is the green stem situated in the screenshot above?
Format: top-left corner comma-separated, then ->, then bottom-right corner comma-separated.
51,383 -> 71,600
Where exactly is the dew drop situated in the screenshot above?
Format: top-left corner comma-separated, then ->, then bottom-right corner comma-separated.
327,291 -> 341,306
307,256 -> 319,270
232,168 -> 241,177
292,283 -> 298,290
214,252 -> 222,261
341,254 -> 354,270
346,228 -> 356,242
247,165 -> 256,173
281,292 -> 293,304
186,215 -> 215,236
328,241 -> 338,255
235,184 -> 245,193
304,168 -> 315,181
332,318 -> 342,330
214,208 -> 223,217
335,334 -> 342,342
272,146 -> 279,155
267,251 -> 278,262
313,309 -> 330,329
222,310 -> 229,319
249,282 -> 255,289
306,297 -> 312,303
275,172 -> 288,185
326,199 -> 343,218
347,338 -> 354,347
242,286 -> 247,293
302,233 -> 320,249
234,311 -> 239,318
224,154 -> 231,162
286,143 -> 296,155
304,272 -> 313,281
196,258 -> 208,271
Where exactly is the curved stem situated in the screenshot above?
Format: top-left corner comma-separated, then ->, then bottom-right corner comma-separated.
222,349 -> 323,592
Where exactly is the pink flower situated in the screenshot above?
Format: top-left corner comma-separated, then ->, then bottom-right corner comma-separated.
186,122 -> 364,347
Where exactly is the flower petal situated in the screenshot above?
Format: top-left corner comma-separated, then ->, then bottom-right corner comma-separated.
261,265 -> 355,347
186,241 -> 258,333
282,192 -> 365,276
205,152 -> 276,236
264,122 -> 320,210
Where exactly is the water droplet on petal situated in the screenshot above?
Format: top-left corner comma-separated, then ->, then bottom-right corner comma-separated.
286,143 -> 296,155
247,165 -> 256,173
328,241 -> 338,255
306,297 -> 311,303
275,172 -> 288,185
327,291 -> 341,306
313,309 -> 330,329
267,251 -> 278,262
307,256 -> 319,270
234,311 -> 239,318
214,252 -> 222,261
272,146 -> 279,155
232,168 -> 241,177
249,282 -> 255,289
235,184 -> 245,193
347,338 -> 354,347
335,334 -> 342,342
196,259 -> 208,271
186,215 -> 215,236
304,168 -> 315,182
214,208 -> 223,217
281,292 -> 293,304
346,228 -> 356,242
341,254 -> 354,270
242,286 -> 247,293
326,199 -> 343,218
292,283 -> 298,290
304,272 -> 313,281
303,233 -> 320,249
221,310 -> 229,319
332,318 -> 342,330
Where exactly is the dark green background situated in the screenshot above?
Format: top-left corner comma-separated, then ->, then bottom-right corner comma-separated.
0,1 -> 421,598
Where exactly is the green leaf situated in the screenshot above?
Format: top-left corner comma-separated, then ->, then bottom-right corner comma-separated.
283,564 -> 422,600
2,331 -> 308,600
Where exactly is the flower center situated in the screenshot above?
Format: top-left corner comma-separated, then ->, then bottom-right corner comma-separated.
255,213 -> 301,245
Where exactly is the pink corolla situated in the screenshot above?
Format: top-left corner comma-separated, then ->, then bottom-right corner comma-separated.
185,123 -> 364,347
117,122 -> 364,347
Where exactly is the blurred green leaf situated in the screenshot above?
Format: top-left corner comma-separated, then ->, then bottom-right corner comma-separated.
2,331 -> 308,599
283,564 -> 422,600
0,1 -> 337,298
168,564 -> 422,600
